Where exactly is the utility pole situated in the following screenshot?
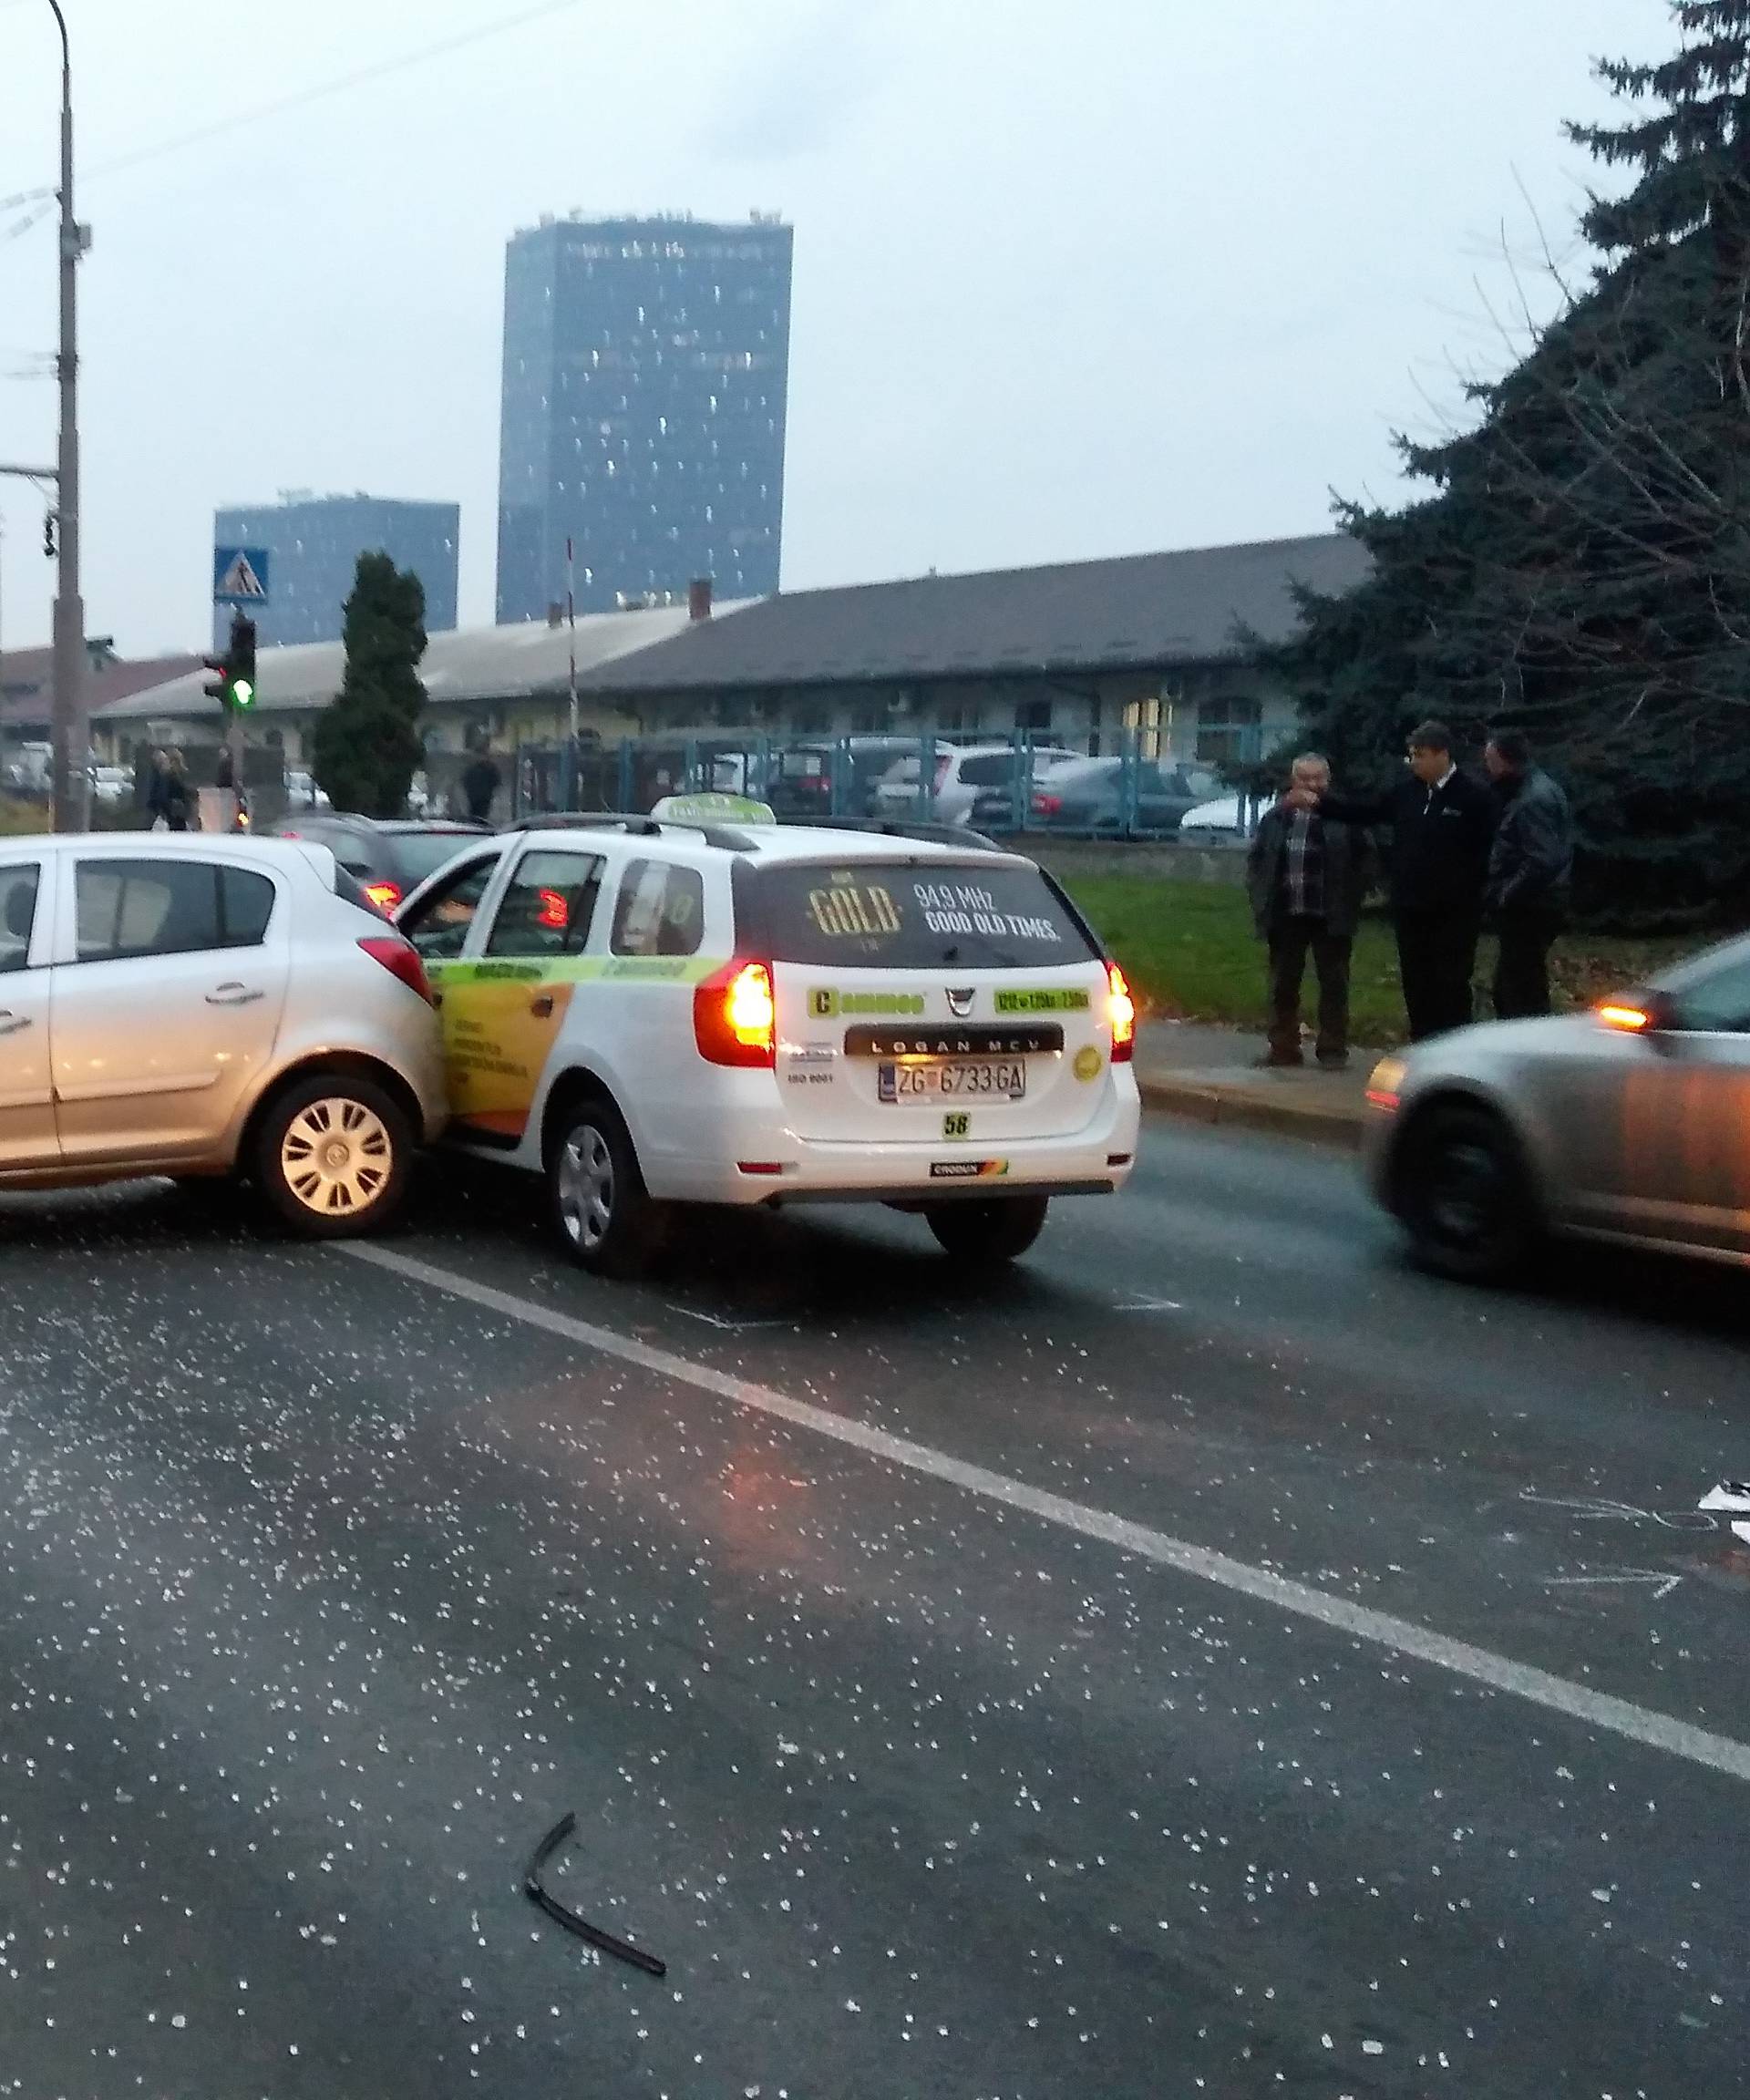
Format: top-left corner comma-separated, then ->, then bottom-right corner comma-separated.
46,1 -> 89,835
565,535 -> 579,809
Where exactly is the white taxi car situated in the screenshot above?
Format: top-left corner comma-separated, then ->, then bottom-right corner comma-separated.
396,804 -> 1141,1275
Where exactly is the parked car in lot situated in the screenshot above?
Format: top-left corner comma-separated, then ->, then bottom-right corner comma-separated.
875,745 -> 1080,829
765,737 -> 937,821
1026,757 -> 1215,835
395,808 -> 1140,1276
0,834 -> 446,1233
263,813 -> 490,916
1364,932 -> 1750,1280
1176,793 -> 1246,839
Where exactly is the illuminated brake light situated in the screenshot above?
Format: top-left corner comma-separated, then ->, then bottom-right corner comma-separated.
1033,792 -> 1063,818
537,887 -> 569,932
364,880 -> 403,915
695,960 -> 777,1067
1598,1002 -> 1651,1033
1106,962 -> 1137,1062
357,935 -> 433,1004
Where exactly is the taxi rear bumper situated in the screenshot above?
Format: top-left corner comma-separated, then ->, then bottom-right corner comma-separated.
636,1073 -> 1141,1205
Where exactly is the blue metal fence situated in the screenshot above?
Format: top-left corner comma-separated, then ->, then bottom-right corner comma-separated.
510,731 -> 1253,840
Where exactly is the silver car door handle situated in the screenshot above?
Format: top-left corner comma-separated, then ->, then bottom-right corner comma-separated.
0,1011 -> 32,1035
206,983 -> 265,1007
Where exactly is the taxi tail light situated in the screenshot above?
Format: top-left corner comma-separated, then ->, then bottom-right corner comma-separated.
1032,790 -> 1064,818
363,879 -> 403,916
1106,961 -> 1137,1062
932,755 -> 953,791
695,959 -> 776,1067
358,934 -> 434,1006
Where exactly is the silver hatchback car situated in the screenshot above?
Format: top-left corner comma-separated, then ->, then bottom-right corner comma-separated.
0,834 -> 447,1234
1364,932 -> 1750,1279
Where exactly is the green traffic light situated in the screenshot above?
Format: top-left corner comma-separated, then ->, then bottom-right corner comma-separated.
232,679 -> 254,709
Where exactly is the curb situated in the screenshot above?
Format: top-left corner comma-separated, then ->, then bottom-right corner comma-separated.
1135,1074 -> 1366,1150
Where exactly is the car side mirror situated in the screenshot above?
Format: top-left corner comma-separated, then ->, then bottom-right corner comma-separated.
1597,989 -> 1680,1038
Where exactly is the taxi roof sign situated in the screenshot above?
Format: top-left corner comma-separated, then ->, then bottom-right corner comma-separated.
651,791 -> 777,826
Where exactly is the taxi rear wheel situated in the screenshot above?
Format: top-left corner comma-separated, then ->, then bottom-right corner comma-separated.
549,1099 -> 668,1277
926,1194 -> 1050,1266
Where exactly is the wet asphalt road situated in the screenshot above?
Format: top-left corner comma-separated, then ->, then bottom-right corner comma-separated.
3,1117 -> 1748,2099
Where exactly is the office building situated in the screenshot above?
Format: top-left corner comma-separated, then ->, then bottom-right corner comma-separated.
496,212 -> 792,623
212,493 -> 460,647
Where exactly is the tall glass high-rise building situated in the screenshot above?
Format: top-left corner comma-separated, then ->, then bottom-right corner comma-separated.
496,213 -> 792,623
212,493 -> 459,647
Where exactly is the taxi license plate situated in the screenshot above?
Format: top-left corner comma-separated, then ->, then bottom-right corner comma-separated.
879,1059 -> 1027,1102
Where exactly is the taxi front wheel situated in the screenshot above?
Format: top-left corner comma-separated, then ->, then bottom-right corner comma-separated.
549,1099 -> 669,1277
926,1195 -> 1050,1266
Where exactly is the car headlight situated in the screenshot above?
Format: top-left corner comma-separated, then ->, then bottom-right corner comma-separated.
1365,1056 -> 1406,1110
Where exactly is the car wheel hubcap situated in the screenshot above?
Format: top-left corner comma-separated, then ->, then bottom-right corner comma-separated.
281,1097 -> 392,1216
559,1127 -> 614,1251
1426,1138 -> 1504,1247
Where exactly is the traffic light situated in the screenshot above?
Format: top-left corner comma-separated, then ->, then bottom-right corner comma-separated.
202,612 -> 259,715
230,614 -> 257,710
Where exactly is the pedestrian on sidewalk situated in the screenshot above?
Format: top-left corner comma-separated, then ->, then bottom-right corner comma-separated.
1483,730 -> 1574,1020
1292,718 -> 1496,1042
1247,752 -> 1375,1069
147,749 -> 195,833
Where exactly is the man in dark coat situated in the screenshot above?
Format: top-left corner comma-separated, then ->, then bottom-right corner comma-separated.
1292,719 -> 1497,1042
460,747 -> 502,825
1247,752 -> 1375,1068
1483,729 -> 1574,1020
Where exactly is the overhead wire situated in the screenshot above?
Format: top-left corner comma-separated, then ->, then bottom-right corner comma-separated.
0,0 -> 583,205
88,0 -> 585,181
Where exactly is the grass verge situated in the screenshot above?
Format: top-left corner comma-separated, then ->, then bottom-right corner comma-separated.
1065,874 -> 1705,1045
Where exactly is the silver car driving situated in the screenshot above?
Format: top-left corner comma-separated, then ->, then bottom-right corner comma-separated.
0,833 -> 447,1234
1363,932 -> 1750,1278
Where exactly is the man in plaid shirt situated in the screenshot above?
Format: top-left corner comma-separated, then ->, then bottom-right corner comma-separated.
1246,753 -> 1375,1067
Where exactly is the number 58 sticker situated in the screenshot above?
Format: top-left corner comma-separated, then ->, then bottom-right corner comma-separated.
942,1111 -> 971,1140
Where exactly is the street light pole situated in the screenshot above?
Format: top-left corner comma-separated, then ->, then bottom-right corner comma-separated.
46,0 -> 88,835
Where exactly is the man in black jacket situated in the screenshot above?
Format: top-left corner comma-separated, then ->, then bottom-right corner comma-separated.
1483,730 -> 1573,1019
1291,719 -> 1496,1042
1247,753 -> 1375,1067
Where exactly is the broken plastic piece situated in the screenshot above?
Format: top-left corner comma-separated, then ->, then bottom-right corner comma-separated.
1698,1482 -> 1750,1514
524,1812 -> 666,1978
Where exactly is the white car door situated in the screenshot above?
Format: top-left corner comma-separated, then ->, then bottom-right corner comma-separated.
0,853 -> 58,1169
50,851 -> 291,1165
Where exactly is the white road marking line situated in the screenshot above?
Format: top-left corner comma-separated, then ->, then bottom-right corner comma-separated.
1546,1570 -> 1684,1601
344,1243 -> 1750,1786
1114,1296 -> 1185,1312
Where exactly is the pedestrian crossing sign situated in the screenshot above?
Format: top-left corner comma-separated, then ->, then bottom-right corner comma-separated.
213,546 -> 271,605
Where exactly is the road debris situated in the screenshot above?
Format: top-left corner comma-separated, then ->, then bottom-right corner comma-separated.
524,1813 -> 667,1979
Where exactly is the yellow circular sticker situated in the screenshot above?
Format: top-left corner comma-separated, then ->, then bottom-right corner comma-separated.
1074,1045 -> 1103,1083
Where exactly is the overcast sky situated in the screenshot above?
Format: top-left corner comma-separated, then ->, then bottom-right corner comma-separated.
0,0 -> 1666,655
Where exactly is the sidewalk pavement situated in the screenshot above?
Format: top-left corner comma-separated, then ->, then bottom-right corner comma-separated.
1132,1020 -> 1379,1148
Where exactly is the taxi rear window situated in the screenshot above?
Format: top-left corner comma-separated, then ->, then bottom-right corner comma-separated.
751,860 -> 1096,969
